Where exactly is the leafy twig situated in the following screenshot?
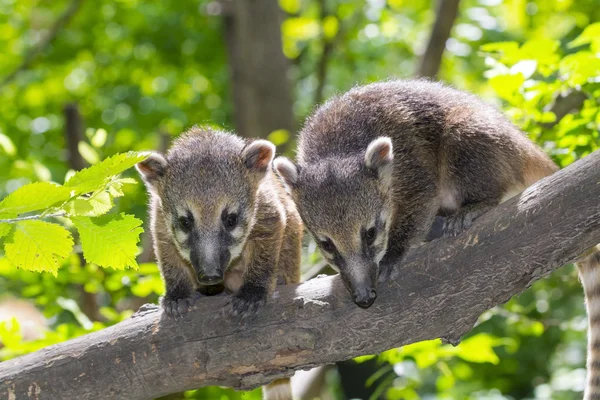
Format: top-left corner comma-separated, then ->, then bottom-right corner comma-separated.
0,212 -> 66,224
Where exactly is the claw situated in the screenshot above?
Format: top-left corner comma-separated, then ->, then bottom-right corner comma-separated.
229,291 -> 266,320
161,295 -> 199,319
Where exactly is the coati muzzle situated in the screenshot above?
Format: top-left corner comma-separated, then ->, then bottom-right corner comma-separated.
190,245 -> 230,285
340,259 -> 379,309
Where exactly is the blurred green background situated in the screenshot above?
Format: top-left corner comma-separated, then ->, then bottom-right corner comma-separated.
0,0 -> 599,399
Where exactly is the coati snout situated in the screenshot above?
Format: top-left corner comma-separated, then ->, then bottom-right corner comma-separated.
338,258 -> 379,308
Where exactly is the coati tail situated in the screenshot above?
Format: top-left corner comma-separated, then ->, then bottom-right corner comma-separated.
577,245 -> 600,400
263,378 -> 293,400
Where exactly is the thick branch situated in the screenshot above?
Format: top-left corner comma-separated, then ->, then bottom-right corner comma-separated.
417,0 -> 461,78
2,150 -> 600,399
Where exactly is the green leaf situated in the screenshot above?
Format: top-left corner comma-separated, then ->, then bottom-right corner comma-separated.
489,73 -> 525,103
4,220 -> 74,276
64,191 -> 114,217
107,178 -> 138,198
64,151 -> 149,195
0,182 -> 72,215
72,213 -> 144,270
480,41 -> 519,57
455,333 -> 503,364
568,22 -> 600,48
0,212 -> 16,239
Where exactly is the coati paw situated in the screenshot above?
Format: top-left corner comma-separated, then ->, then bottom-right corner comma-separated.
442,212 -> 475,237
229,286 -> 267,319
161,293 -> 200,319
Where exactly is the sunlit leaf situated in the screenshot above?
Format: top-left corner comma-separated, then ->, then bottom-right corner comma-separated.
4,220 -> 73,276
64,151 -> 149,195
0,182 -> 72,215
73,213 -> 144,270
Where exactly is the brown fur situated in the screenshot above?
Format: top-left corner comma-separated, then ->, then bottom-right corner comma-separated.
137,127 -> 302,319
275,78 -> 598,397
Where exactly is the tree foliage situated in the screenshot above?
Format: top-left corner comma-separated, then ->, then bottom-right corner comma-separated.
0,0 -> 598,399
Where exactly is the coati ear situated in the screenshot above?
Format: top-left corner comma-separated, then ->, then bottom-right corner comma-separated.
273,157 -> 299,192
242,140 -> 275,173
136,152 -> 168,188
364,137 -> 393,187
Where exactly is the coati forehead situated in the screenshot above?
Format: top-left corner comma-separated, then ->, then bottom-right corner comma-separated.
295,159 -> 389,249
160,127 -> 257,224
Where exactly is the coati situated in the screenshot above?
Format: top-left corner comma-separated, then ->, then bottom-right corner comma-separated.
274,79 -> 600,398
136,127 -> 302,318
137,127 -> 302,399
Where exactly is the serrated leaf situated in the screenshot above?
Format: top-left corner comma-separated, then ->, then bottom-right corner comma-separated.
0,212 -> 16,239
73,213 -> 144,270
64,191 -> 114,217
87,192 -> 114,216
107,177 -> 138,198
4,220 -> 73,276
64,151 -> 149,195
63,198 -> 94,216
0,182 -> 72,215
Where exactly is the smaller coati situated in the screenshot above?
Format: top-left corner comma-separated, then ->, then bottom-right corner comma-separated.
136,127 -> 302,320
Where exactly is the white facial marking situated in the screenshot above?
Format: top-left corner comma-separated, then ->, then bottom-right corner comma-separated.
230,226 -> 244,240
230,241 -> 244,260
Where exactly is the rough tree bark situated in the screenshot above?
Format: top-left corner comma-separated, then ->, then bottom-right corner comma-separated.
222,0 -> 295,143
2,150 -> 600,400
417,0 -> 461,78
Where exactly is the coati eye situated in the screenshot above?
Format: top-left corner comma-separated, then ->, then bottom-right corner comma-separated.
223,213 -> 239,230
365,227 -> 377,246
320,238 -> 336,253
178,216 -> 193,232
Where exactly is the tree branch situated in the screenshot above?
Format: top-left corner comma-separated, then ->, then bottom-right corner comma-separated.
543,90 -> 588,128
0,0 -> 84,89
417,0 -> 461,78
2,150 -> 600,399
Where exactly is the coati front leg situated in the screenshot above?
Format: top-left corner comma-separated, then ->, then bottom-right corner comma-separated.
160,263 -> 200,319
441,200 -> 499,237
230,212 -> 284,317
379,199 -> 439,282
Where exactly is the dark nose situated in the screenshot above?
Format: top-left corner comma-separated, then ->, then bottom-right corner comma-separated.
198,273 -> 223,285
353,288 -> 377,309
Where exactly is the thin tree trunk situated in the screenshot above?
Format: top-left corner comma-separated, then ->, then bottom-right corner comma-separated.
417,0 -> 461,78
222,0 -> 295,145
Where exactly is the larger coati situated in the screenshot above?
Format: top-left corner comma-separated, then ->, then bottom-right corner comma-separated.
137,127 -> 302,399
273,79 -> 600,398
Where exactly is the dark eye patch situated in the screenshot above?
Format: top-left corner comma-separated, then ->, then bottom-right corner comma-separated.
364,227 -> 376,246
178,211 -> 194,233
221,208 -> 240,231
319,238 -> 336,253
